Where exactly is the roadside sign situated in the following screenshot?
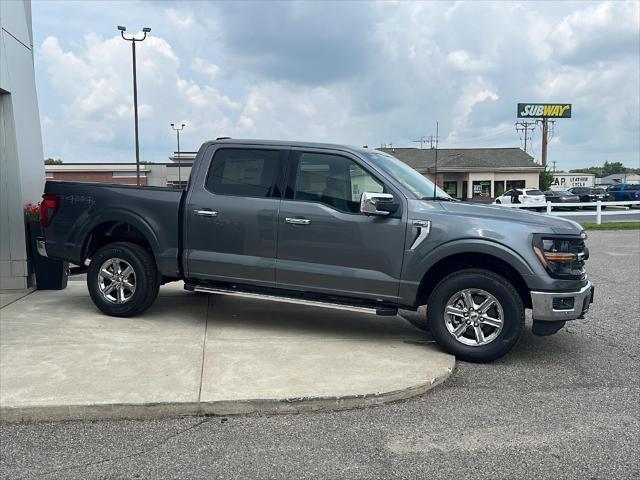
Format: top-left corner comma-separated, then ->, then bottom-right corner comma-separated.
551,174 -> 595,190
517,103 -> 572,118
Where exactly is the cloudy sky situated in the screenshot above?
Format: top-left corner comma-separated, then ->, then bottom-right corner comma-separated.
32,0 -> 639,170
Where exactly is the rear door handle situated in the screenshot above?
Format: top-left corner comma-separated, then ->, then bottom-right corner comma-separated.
285,217 -> 311,225
193,209 -> 218,217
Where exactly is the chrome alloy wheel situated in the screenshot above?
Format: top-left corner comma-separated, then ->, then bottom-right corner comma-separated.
97,258 -> 136,304
444,288 -> 504,346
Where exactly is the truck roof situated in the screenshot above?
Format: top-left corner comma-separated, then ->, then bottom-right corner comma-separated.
202,138 -> 374,156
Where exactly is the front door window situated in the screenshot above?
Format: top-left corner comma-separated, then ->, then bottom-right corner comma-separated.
293,152 -> 383,213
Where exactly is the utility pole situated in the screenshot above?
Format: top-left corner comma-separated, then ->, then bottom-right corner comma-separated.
541,118 -> 548,167
552,160 -> 557,173
171,123 -> 185,188
514,121 -> 536,154
536,118 -> 556,168
118,25 -> 151,186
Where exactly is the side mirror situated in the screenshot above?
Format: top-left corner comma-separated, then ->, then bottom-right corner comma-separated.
360,192 -> 399,216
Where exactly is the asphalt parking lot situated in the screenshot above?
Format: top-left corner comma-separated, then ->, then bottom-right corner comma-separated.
1,230 -> 638,480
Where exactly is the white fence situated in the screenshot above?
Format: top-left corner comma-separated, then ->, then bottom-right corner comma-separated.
497,200 -> 640,224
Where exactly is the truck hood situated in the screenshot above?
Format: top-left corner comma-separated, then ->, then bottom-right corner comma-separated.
432,201 -> 583,234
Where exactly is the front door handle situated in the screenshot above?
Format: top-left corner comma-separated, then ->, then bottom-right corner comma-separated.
285,217 -> 311,225
193,209 -> 218,217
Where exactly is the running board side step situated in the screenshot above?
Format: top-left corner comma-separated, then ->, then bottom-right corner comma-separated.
188,285 -> 398,316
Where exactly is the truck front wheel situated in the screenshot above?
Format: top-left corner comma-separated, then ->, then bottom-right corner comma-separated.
427,268 -> 524,362
87,242 -> 160,317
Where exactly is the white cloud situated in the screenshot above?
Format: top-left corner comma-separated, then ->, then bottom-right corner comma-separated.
33,1 -> 639,169
164,8 -> 194,29
191,57 -> 220,80
37,32 -> 246,161
446,50 -> 494,73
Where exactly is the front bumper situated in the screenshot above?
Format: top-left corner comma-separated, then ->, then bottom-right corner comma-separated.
530,281 -> 594,321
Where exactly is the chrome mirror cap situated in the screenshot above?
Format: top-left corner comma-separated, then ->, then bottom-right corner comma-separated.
360,192 -> 395,216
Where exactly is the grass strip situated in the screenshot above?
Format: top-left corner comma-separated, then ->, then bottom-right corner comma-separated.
580,221 -> 640,230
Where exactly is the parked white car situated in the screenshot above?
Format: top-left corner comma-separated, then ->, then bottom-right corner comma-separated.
494,188 -> 546,208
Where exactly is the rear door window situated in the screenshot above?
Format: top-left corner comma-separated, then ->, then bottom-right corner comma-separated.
205,148 -> 285,198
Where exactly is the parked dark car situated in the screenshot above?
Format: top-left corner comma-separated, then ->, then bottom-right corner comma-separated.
543,190 -> 580,209
38,139 -> 594,363
568,187 -> 609,208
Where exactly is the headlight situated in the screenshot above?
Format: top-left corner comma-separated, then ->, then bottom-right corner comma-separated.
533,234 -> 588,279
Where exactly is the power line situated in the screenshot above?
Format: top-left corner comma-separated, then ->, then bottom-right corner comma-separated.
413,136 -> 428,149
514,121 -> 536,154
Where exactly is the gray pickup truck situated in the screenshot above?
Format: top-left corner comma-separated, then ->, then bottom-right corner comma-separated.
39,139 -> 594,362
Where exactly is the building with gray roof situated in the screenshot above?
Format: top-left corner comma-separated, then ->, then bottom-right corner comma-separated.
379,147 -> 543,200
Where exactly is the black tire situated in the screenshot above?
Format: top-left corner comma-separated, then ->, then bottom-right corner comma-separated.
87,242 -> 159,317
495,200 -> 501,204
427,268 -> 524,363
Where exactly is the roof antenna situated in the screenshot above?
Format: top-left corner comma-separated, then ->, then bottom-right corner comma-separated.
433,121 -> 439,200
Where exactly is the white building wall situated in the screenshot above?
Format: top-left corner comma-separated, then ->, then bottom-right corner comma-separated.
1,0 -> 46,289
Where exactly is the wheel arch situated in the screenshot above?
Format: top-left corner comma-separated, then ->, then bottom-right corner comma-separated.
416,251 -> 532,309
82,218 -> 157,265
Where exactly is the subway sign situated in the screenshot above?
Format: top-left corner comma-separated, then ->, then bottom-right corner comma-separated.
517,103 -> 572,118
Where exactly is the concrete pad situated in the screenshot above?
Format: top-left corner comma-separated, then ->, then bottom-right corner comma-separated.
1,283 -> 207,413
201,295 -> 453,402
1,281 -> 455,423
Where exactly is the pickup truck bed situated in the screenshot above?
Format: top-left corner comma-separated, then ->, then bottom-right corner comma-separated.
43,181 -> 184,278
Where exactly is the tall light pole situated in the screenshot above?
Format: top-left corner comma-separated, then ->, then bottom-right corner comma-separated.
171,123 -> 185,188
433,121 -> 439,200
118,25 -> 150,186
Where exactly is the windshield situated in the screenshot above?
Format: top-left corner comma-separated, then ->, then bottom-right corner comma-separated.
525,189 -> 543,196
365,151 -> 450,199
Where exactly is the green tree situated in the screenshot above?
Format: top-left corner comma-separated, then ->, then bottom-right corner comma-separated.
539,168 -> 554,191
601,161 -> 627,176
569,166 -> 602,176
570,161 -> 638,177
44,158 -> 63,165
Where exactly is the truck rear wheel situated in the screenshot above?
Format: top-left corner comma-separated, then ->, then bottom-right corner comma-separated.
427,268 -> 524,363
87,242 -> 159,317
